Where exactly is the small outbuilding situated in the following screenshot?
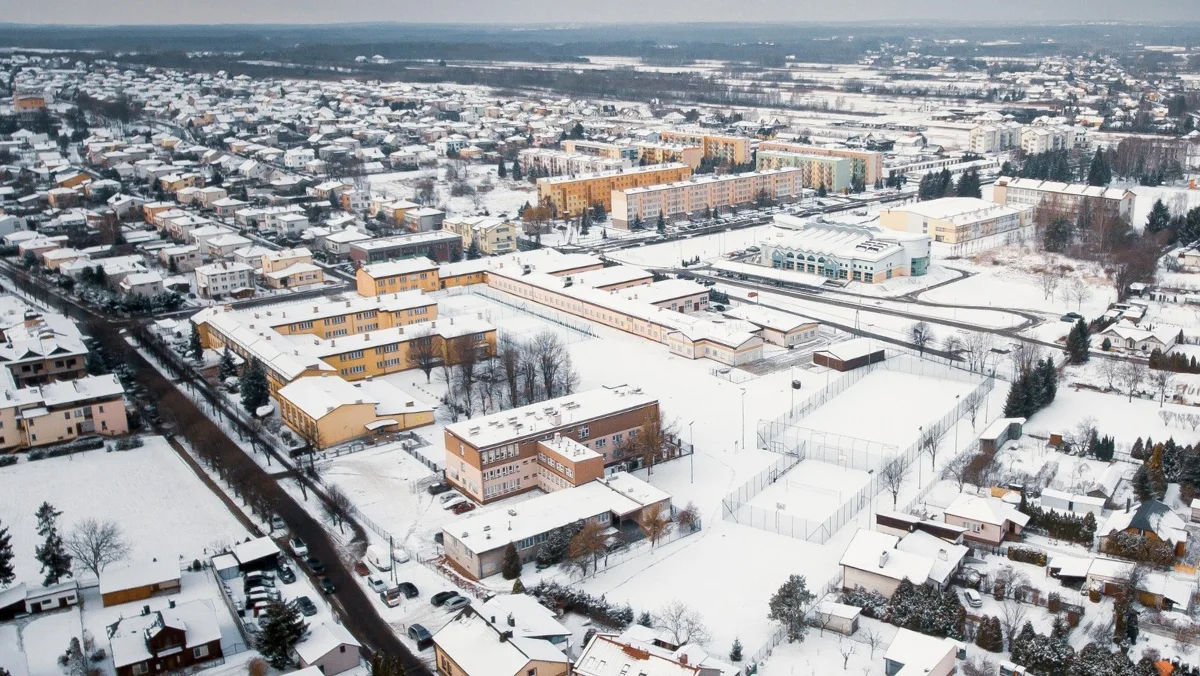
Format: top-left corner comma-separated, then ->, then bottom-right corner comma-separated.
815,600 -> 862,635
100,558 -> 182,607
813,338 -> 885,372
233,536 -> 282,572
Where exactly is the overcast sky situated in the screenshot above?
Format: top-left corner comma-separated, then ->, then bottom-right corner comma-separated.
4,0 -> 1194,25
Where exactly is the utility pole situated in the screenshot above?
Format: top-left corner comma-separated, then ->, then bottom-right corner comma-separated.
689,421 -> 695,484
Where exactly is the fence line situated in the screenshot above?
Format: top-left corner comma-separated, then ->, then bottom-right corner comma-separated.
451,284 -> 600,341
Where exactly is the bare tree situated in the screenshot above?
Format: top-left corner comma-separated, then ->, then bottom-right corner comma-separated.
1120,360 -> 1147,402
838,640 -> 855,669
1037,266 -> 1062,300
920,422 -> 950,475
654,599 -> 711,646
518,341 -> 540,405
64,518 -> 131,578
1150,369 -> 1175,408
675,501 -> 701,533
533,331 -> 570,400
879,457 -> 911,508
862,628 -> 884,659
448,338 -> 481,418
1098,357 -> 1122,391
961,332 -> 995,374
943,453 -> 973,492
1060,276 -> 1093,312
323,485 -> 354,535
630,410 -> 680,476
566,520 -> 608,579
909,321 -> 933,357
999,599 -> 1029,650
963,390 -> 984,430
498,335 -> 521,408
637,503 -> 673,548
407,329 -> 439,383
942,335 -> 963,365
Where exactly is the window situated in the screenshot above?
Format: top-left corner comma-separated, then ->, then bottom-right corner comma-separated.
578,425 -> 590,439
132,664 -> 149,675
193,645 -> 209,659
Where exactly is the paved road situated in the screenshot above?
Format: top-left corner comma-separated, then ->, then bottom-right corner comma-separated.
0,265 -> 431,674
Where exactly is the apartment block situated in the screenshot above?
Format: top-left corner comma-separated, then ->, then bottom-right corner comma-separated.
879,197 -> 1032,244
758,141 -> 884,184
194,262 -> 255,299
992,177 -> 1135,223
348,230 -> 463,267
356,258 -> 441,296
517,148 -> 628,176
659,130 -> 752,165
443,217 -> 516,256
157,245 -> 202,273
443,385 -> 660,504
633,141 -> 703,169
610,167 -> 804,229
560,139 -> 638,161
755,150 -> 852,191
0,373 -> 129,451
1019,125 -> 1080,154
968,121 -> 1023,154
536,163 -> 691,218
0,303 -> 88,387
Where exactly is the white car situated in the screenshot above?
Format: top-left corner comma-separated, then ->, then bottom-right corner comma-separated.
438,491 -> 463,505
367,576 -> 388,593
392,548 -> 411,564
441,495 -> 467,510
289,537 -> 308,558
963,589 -> 983,608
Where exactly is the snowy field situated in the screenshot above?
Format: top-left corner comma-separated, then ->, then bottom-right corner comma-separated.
368,164 -> 537,220
749,459 -> 872,523
609,224 -> 783,268
1130,185 -> 1200,232
1023,385 -> 1200,448
800,369 -> 979,449
20,608 -> 81,676
0,436 -> 249,586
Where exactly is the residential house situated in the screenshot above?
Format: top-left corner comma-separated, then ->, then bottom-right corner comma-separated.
295,623 -> 362,676
942,494 -> 1030,548
1099,501 -> 1188,558
118,272 -> 166,298
194,262 -> 255,299
157,245 -> 202,273
883,628 -> 959,676
839,529 -> 935,599
0,373 -> 129,452
276,375 -> 434,449
433,595 -> 572,676
108,600 -> 224,676
99,558 -> 182,607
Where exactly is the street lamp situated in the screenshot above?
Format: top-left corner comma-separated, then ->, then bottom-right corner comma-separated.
954,394 -> 961,454
918,425 -> 924,488
689,420 -> 695,484
740,387 -> 747,451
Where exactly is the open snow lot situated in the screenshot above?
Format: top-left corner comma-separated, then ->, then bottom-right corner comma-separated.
0,436 -> 249,586
368,165 -> 535,220
609,224 -> 785,268
801,369 -> 978,448
1024,386 -> 1200,448
749,459 -> 872,524
20,607 -> 82,676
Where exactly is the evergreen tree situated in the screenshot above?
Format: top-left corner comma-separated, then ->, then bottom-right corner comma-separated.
257,599 -> 309,669
369,653 -> 408,676
466,241 -> 481,260
956,168 -> 982,198
501,542 -> 522,580
511,161 -> 522,181
729,638 -> 743,662
1037,358 -> 1058,405
240,358 -> 269,414
189,323 -> 203,361
1066,319 -> 1091,364
1043,217 -> 1073,252
512,578 -> 525,594
0,518 -> 14,587
656,213 -> 666,234
1132,465 -> 1155,502
975,616 -> 1003,652
34,502 -> 71,586
637,611 -> 653,627
1146,198 -> 1171,234
1003,380 -> 1027,418
497,157 -> 507,179
817,183 -> 827,198
1087,148 -> 1112,187
218,347 -> 237,381
768,574 -> 816,643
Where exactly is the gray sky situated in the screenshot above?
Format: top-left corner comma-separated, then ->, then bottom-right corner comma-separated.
4,0 -> 1194,25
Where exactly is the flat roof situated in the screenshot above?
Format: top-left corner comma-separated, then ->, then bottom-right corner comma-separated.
361,257 -> 439,278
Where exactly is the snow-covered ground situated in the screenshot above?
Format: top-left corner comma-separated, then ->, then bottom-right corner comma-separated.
750,459 -> 872,523
609,224 -> 784,268
1130,185 -> 1200,232
368,164 -> 536,220
1023,385 -> 1200,448
19,607 -> 82,676
0,436 -> 250,586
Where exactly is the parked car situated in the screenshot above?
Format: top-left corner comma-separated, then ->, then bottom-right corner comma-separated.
441,496 -> 467,510
296,596 -> 318,617
408,624 -> 433,650
290,538 -> 308,557
450,501 -> 476,515
277,565 -> 296,584
426,482 -> 451,495
964,589 -> 983,608
380,586 -> 405,608
354,561 -> 370,576
443,595 -> 471,612
430,591 -> 458,607
320,577 -> 336,595
1061,312 -> 1083,323
305,556 -> 326,574
270,515 -> 286,531
396,582 -> 419,599
367,576 -> 388,593
439,491 -> 464,506
366,544 -> 392,572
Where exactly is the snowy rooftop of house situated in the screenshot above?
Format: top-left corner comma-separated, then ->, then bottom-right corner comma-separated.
1048,554 -> 1093,579
263,262 -> 322,280
294,622 -> 360,665
98,557 -> 180,595
896,529 -> 968,586
575,634 -> 702,676
263,246 -> 312,261
278,374 -> 432,420
325,228 -> 373,244
1101,500 -> 1187,545
980,417 -> 1025,442
360,256 -> 439,278
998,177 -> 1131,201
475,593 -> 570,639
446,384 -> 655,449
434,610 -> 567,675
722,304 -> 819,334
884,628 -> 958,675
814,337 -> 883,363
110,599 -> 222,668
232,536 -> 280,565
446,472 -> 664,556
944,493 -> 1031,528
4,374 -> 125,410
839,530 -> 934,584
884,197 -> 1025,223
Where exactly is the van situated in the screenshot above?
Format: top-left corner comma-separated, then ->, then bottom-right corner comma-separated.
366,545 -> 392,572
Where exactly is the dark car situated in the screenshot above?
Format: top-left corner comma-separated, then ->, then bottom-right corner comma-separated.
408,624 -> 433,650
450,501 -> 476,515
295,596 -> 318,617
426,482 -> 451,495
320,577 -> 336,595
430,591 -> 458,607
305,557 -> 326,574
396,582 -> 419,599
1061,312 -> 1083,322
277,565 -> 296,584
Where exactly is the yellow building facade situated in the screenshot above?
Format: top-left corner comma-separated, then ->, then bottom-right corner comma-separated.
536,163 -> 691,217
355,258 -> 441,296
659,130 -> 752,165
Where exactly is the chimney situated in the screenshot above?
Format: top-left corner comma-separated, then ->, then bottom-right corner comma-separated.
679,654 -> 689,665
938,549 -> 947,561
168,599 -> 176,609
141,605 -> 151,616
879,551 -> 889,568
507,613 -> 515,627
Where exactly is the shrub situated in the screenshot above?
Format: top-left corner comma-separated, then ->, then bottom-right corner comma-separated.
0,455 -> 18,467
530,581 -> 635,628
840,586 -> 888,620
1007,546 -> 1048,567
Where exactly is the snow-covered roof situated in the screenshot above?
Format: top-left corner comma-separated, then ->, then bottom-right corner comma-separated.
359,256 -> 439,278
896,529 -> 968,586
944,494 -> 1030,528
434,610 -> 564,675
99,558 -> 180,595
278,374 -> 432,420
1100,500 -> 1187,545
722,304 -> 819,333
475,594 -> 570,640
883,628 -> 958,674
839,529 -> 934,584
815,337 -> 883,363
576,634 -> 702,676
232,536 -> 280,565
295,622 -> 360,665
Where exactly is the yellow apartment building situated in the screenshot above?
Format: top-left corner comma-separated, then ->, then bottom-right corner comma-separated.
611,167 -> 804,228
758,141 -> 884,184
536,163 -> 691,217
276,374 -> 434,449
355,258 -> 441,296
560,139 -> 635,160
633,142 -> 703,169
659,130 -> 752,165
